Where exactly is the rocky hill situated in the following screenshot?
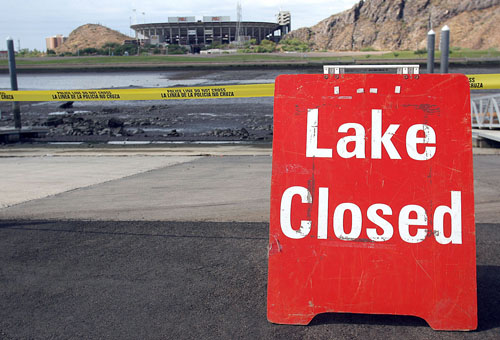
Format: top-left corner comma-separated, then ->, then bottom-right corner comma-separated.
285,0 -> 500,51
55,24 -> 132,53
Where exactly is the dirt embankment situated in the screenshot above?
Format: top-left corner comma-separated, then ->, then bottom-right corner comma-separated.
56,24 -> 132,54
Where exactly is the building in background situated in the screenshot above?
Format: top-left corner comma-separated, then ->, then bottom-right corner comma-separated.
45,35 -> 67,51
276,11 -> 291,35
131,12 -> 291,51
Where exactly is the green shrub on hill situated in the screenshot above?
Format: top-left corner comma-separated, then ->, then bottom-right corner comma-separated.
255,40 -> 276,53
280,39 -> 311,52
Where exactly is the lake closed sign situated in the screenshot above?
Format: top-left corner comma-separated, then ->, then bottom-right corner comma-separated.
267,74 -> 477,331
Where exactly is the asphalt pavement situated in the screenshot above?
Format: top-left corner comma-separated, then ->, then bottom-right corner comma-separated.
0,147 -> 499,339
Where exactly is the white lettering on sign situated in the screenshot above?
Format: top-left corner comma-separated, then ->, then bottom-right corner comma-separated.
334,203 -> 363,240
371,109 -> 401,159
317,187 -> 329,239
337,123 -> 365,159
280,186 -> 312,239
306,108 -> 437,160
366,204 -> 394,242
434,191 -> 462,244
399,205 -> 428,243
406,124 -> 437,160
279,188 -> 462,244
306,109 -> 332,158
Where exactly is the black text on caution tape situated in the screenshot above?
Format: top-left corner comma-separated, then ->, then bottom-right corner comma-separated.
50,90 -> 121,100
0,92 -> 15,100
161,87 -> 235,99
468,77 -> 484,89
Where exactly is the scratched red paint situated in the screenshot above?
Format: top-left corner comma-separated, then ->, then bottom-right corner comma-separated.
267,74 -> 477,331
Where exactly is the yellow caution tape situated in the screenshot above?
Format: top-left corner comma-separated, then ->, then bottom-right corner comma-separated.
467,74 -> 500,90
0,83 -> 275,102
0,75 -> 498,102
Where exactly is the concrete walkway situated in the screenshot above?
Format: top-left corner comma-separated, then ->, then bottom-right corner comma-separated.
0,155 -> 199,208
0,146 -> 272,221
0,155 -> 272,221
0,146 -> 498,223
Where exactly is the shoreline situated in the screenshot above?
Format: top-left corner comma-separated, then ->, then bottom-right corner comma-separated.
1,57 -> 499,74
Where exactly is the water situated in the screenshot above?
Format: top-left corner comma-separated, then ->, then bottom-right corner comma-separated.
0,70 -> 278,91
0,66 -> 496,92
0,72 -> 209,90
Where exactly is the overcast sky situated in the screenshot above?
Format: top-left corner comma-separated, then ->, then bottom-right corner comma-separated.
0,0 -> 359,51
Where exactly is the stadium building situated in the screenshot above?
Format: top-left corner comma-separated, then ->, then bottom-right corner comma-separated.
130,11 -> 291,51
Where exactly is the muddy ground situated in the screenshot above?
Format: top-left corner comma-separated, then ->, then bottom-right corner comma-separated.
0,68 -> 298,144
0,97 -> 275,143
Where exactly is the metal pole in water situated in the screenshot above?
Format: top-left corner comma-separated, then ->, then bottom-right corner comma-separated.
7,37 -> 21,129
440,25 -> 450,74
427,29 -> 435,74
